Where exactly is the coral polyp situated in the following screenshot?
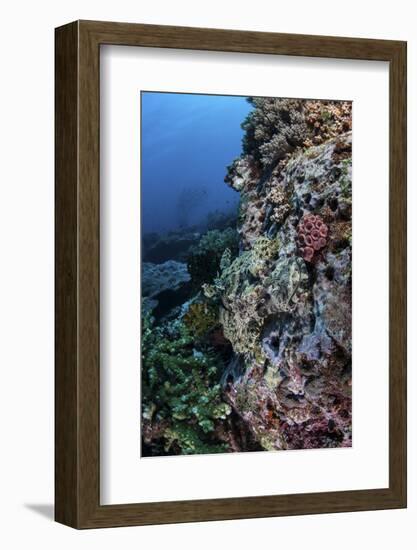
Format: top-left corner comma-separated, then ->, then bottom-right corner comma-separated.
297,213 -> 329,262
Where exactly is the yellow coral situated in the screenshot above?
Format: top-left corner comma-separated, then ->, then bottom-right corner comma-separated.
211,236 -> 281,357
265,184 -> 291,226
220,284 -> 265,356
252,236 -> 279,260
183,302 -> 219,338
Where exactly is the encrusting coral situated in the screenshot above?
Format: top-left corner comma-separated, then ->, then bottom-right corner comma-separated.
217,100 -> 352,451
203,235 -> 309,362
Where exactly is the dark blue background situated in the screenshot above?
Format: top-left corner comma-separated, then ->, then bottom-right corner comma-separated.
141,92 -> 252,234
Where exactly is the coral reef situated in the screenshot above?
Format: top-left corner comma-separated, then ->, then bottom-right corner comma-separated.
266,184 -> 291,226
142,209 -> 238,264
303,100 -> 352,147
218,102 -> 352,451
142,97 -> 352,456
241,97 -> 308,167
187,228 -> 238,290
183,302 -> 219,339
141,311 -> 231,456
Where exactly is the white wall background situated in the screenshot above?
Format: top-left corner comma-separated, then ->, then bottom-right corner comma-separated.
0,0 -> 414,547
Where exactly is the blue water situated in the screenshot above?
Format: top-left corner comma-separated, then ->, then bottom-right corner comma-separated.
141,92 -> 252,234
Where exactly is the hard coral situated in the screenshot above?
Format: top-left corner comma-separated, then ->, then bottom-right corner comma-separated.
204,236 -> 279,357
297,213 -> 328,263
238,196 -> 266,249
216,99 -> 352,452
141,310 -> 231,456
266,184 -> 291,226
183,302 -> 219,339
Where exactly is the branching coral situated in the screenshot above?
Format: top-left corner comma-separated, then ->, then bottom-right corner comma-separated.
141,311 -> 231,455
297,213 -> 328,262
241,97 -> 308,167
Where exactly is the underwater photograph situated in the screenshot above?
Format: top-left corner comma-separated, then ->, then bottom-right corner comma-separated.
141,91 -> 352,457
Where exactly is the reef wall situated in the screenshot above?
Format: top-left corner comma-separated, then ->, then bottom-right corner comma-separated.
141,97 -> 352,455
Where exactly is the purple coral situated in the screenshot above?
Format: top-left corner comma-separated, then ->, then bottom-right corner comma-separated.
297,213 -> 328,262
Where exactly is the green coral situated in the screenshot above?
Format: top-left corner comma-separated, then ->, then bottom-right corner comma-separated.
263,256 -> 307,313
250,236 -> 280,273
187,228 -> 238,290
141,310 -> 231,455
164,422 -> 227,455
320,108 -> 333,122
264,364 -> 285,390
220,247 -> 232,271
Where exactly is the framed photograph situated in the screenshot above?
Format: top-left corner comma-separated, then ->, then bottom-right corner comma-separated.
55,20 -> 407,528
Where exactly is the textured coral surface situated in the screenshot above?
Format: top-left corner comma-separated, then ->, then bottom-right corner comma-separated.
297,213 -> 328,262
141,97 -> 352,455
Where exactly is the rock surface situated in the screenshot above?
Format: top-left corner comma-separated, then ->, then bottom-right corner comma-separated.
214,129 -> 352,450
142,261 -> 192,318
143,232 -> 201,263
142,261 -> 191,297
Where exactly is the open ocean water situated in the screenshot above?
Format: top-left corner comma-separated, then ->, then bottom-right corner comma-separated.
141,91 -> 252,235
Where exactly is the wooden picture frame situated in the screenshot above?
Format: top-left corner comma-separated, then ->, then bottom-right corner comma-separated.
55,20 -> 407,528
